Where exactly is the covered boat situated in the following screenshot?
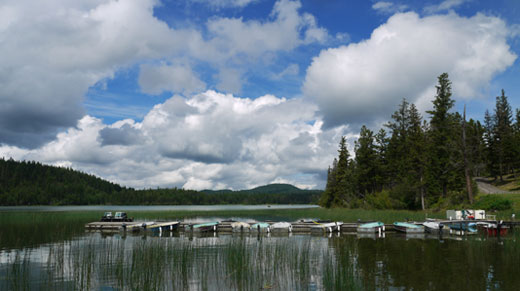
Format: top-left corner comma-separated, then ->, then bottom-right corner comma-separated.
146,221 -> 180,234
357,221 -> 385,233
190,222 -> 218,232
393,222 -> 424,233
311,222 -> 343,233
251,222 -> 271,233
448,222 -> 477,233
231,222 -> 251,232
423,221 -> 444,234
271,222 -> 292,233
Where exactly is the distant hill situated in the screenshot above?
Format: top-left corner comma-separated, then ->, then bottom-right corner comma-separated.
0,159 -> 321,206
246,184 -> 303,194
202,183 -> 321,195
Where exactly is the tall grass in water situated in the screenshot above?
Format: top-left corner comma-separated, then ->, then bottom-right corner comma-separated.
1,234 -> 361,290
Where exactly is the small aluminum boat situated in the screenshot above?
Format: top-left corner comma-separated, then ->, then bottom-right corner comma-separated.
393,222 -> 424,233
357,221 -> 385,233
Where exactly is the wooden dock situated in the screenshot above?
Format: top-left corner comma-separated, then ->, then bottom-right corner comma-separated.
85,219 -> 518,233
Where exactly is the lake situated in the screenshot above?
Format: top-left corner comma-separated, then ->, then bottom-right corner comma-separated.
0,204 -> 319,212
1,207 -> 519,290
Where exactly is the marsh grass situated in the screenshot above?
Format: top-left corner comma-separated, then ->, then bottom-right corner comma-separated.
1,234 -> 359,290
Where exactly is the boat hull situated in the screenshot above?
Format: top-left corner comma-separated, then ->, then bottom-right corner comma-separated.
393,222 -> 424,234
191,222 -> 218,232
477,223 -> 509,236
271,222 -> 292,233
311,222 -> 343,233
357,222 -> 385,233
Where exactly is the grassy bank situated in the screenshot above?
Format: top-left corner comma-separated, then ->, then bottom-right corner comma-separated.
490,174 -> 520,192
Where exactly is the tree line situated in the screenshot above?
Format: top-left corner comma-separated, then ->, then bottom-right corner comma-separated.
320,73 -> 520,210
0,159 -> 320,205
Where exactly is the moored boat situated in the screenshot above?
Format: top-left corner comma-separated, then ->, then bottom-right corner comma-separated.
231,222 -> 251,232
393,222 -> 424,233
146,221 -> 180,233
271,222 -> 292,233
476,221 -> 508,236
357,221 -> 385,233
448,222 -> 477,233
190,222 -> 218,232
311,222 -> 343,233
423,221 -> 444,234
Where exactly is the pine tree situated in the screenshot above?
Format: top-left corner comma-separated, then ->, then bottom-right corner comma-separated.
483,110 -> 499,179
493,89 -> 514,180
385,99 -> 411,186
514,109 -> 520,173
335,136 -> 354,205
354,125 -> 378,197
320,162 -> 337,208
407,104 -> 427,209
374,128 -> 389,191
320,137 -> 354,207
426,73 -> 456,198
462,105 -> 474,203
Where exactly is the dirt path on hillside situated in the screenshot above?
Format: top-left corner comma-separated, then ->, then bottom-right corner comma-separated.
475,177 -> 516,194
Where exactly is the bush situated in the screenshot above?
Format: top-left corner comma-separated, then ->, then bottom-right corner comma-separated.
474,195 -> 513,211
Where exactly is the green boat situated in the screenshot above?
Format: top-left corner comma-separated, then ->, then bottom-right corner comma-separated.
357,221 -> 385,233
393,222 -> 424,233
190,222 -> 218,232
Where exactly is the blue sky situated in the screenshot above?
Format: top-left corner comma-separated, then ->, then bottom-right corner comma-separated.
0,0 -> 519,190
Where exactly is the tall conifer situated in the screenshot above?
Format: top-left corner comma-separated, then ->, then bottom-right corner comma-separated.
427,73 -> 455,197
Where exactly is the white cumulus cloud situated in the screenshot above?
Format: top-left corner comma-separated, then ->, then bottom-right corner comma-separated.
303,12 -> 517,127
1,91 -> 349,190
0,0 -> 328,148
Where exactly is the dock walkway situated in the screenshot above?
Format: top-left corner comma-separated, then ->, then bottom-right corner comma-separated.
85,219 -> 519,233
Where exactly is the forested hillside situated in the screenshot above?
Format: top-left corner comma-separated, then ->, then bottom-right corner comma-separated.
320,73 -> 520,210
0,159 -> 320,205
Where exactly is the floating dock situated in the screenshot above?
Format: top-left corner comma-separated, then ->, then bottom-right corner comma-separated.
85,219 -> 519,234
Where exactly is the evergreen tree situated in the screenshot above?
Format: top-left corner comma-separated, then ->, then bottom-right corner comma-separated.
374,128 -> 389,191
515,109 -> 520,172
426,73 -> 456,198
385,99 -> 411,186
321,137 -> 355,207
407,104 -> 427,209
335,136 -> 354,206
462,105 -> 474,203
493,89 -> 514,180
319,161 -> 337,207
483,110 -> 499,178
354,126 -> 378,197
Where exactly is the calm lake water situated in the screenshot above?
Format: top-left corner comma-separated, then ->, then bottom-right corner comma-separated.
0,204 -> 319,212
1,208 -> 519,290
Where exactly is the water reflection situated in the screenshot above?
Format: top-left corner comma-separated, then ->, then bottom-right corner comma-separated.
1,230 -> 519,290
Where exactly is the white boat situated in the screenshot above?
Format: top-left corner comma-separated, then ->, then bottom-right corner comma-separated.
271,222 -> 292,232
231,222 -> 251,232
423,221 -> 444,234
311,222 -> 343,233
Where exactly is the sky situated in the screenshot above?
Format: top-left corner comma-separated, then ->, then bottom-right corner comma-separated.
0,0 -> 519,190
